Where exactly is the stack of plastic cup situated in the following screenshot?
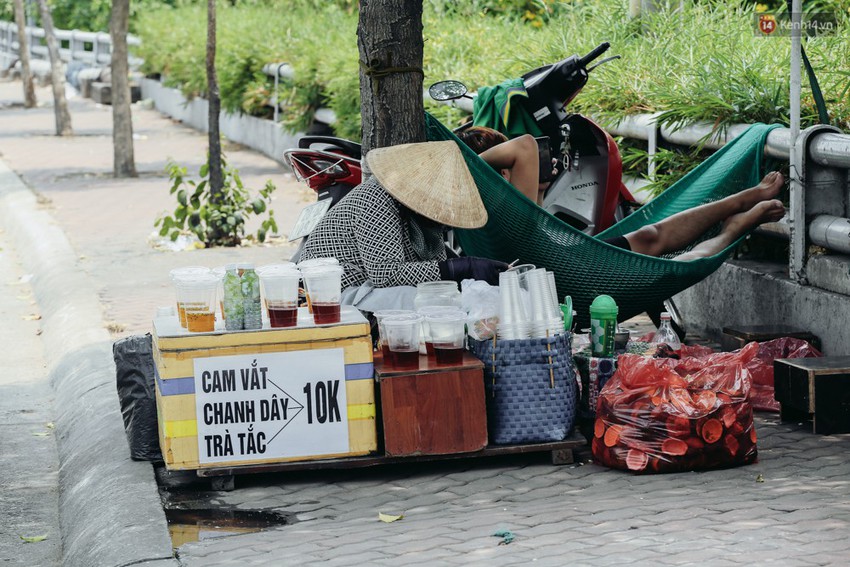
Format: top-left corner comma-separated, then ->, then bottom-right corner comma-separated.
524,268 -> 564,338
169,266 -> 212,328
175,273 -> 219,333
259,266 -> 302,328
508,263 -> 536,293
301,264 -> 344,325
498,270 -> 529,339
546,271 -> 565,334
374,309 -> 414,361
424,311 -> 467,365
417,305 -> 465,356
382,313 -> 423,371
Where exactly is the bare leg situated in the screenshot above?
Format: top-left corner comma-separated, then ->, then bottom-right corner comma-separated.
674,200 -> 786,261
479,134 -> 540,203
625,172 -> 784,257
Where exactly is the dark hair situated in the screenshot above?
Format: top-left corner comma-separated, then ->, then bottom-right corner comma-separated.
457,126 -> 508,155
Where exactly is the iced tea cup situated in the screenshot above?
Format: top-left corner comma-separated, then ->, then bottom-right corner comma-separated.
425,312 -> 467,365
374,309 -> 414,363
383,313 -> 423,371
170,266 -> 212,327
260,267 -> 301,328
417,306 -> 464,357
302,265 -> 344,324
177,274 -> 218,333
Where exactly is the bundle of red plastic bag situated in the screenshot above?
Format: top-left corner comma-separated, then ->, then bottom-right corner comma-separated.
592,343 -> 759,473
746,338 -> 821,411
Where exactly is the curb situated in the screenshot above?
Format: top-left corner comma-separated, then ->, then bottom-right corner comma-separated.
0,160 -> 177,567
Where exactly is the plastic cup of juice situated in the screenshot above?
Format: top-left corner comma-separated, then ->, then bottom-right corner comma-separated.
260,267 -> 302,328
383,313 -> 423,371
301,265 -> 344,324
176,274 -> 219,333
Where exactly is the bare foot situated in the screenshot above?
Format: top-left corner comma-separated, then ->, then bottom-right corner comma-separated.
673,199 -> 785,262
722,199 -> 786,235
730,172 -> 785,213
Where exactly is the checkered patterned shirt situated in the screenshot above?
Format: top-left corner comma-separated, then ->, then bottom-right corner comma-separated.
301,177 -> 444,289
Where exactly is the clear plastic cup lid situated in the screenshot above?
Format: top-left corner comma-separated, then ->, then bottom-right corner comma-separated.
169,266 -> 211,280
260,266 -> 301,279
300,264 -> 343,276
424,311 -> 466,323
297,258 -> 339,269
382,313 -> 423,326
257,263 -> 296,275
176,273 -> 220,288
374,309 -> 414,321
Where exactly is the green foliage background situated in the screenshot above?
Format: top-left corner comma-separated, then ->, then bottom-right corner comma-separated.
2,0 -> 848,190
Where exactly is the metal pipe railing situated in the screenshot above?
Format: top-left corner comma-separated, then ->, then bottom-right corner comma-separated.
0,20 -> 141,67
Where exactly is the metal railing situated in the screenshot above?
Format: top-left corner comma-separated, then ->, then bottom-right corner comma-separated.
252,64 -> 850,274
0,20 -> 141,67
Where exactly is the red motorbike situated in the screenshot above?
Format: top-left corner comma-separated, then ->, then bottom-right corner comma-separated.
285,42 -> 636,243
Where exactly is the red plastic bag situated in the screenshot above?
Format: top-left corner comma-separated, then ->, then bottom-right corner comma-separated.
592,343 -> 759,473
745,337 -> 821,412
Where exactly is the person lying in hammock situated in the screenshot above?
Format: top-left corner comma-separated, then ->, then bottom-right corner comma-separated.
457,126 -> 786,262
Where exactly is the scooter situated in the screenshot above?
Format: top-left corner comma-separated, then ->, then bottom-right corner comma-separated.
429,41 -> 637,234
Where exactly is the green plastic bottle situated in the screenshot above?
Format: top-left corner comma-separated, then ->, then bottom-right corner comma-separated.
589,295 -> 618,357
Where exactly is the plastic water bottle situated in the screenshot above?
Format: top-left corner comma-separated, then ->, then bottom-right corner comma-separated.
652,312 -> 681,350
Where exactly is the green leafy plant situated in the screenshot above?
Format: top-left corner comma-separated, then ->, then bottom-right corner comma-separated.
156,155 -> 277,247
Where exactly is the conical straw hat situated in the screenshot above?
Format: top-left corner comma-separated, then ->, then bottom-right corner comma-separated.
367,141 -> 488,229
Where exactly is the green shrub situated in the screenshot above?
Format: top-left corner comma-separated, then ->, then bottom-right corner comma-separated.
156,155 -> 277,247
133,0 -> 849,193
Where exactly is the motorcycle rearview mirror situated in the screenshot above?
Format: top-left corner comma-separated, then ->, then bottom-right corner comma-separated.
428,80 -> 469,101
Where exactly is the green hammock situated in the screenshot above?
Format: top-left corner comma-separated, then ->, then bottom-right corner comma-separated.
424,113 -> 780,328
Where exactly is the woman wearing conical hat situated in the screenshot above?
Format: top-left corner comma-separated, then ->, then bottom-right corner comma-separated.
300,140 -> 510,292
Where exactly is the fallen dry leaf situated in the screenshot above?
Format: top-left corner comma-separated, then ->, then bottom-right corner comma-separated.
22,314 -> 42,321
378,512 -> 403,523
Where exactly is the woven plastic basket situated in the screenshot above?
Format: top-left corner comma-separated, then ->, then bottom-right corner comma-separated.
470,334 -> 577,445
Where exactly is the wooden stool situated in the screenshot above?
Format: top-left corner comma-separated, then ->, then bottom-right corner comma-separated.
774,357 -> 850,434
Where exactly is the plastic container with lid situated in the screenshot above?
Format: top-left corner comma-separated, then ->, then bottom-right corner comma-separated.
414,280 -> 461,312
589,294 -> 618,357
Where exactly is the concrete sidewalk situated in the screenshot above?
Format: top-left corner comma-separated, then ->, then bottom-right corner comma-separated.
2,78 -> 850,566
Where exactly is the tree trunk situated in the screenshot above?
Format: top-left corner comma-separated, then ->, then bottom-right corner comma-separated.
13,0 -> 36,108
110,0 -> 137,177
35,0 -> 72,136
357,0 -> 425,172
206,0 -> 223,200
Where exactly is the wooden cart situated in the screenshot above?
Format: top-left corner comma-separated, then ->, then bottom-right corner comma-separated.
153,308 -> 584,490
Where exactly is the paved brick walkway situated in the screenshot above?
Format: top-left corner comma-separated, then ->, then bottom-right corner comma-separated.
170,414 -> 850,566
2,79 -> 849,566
